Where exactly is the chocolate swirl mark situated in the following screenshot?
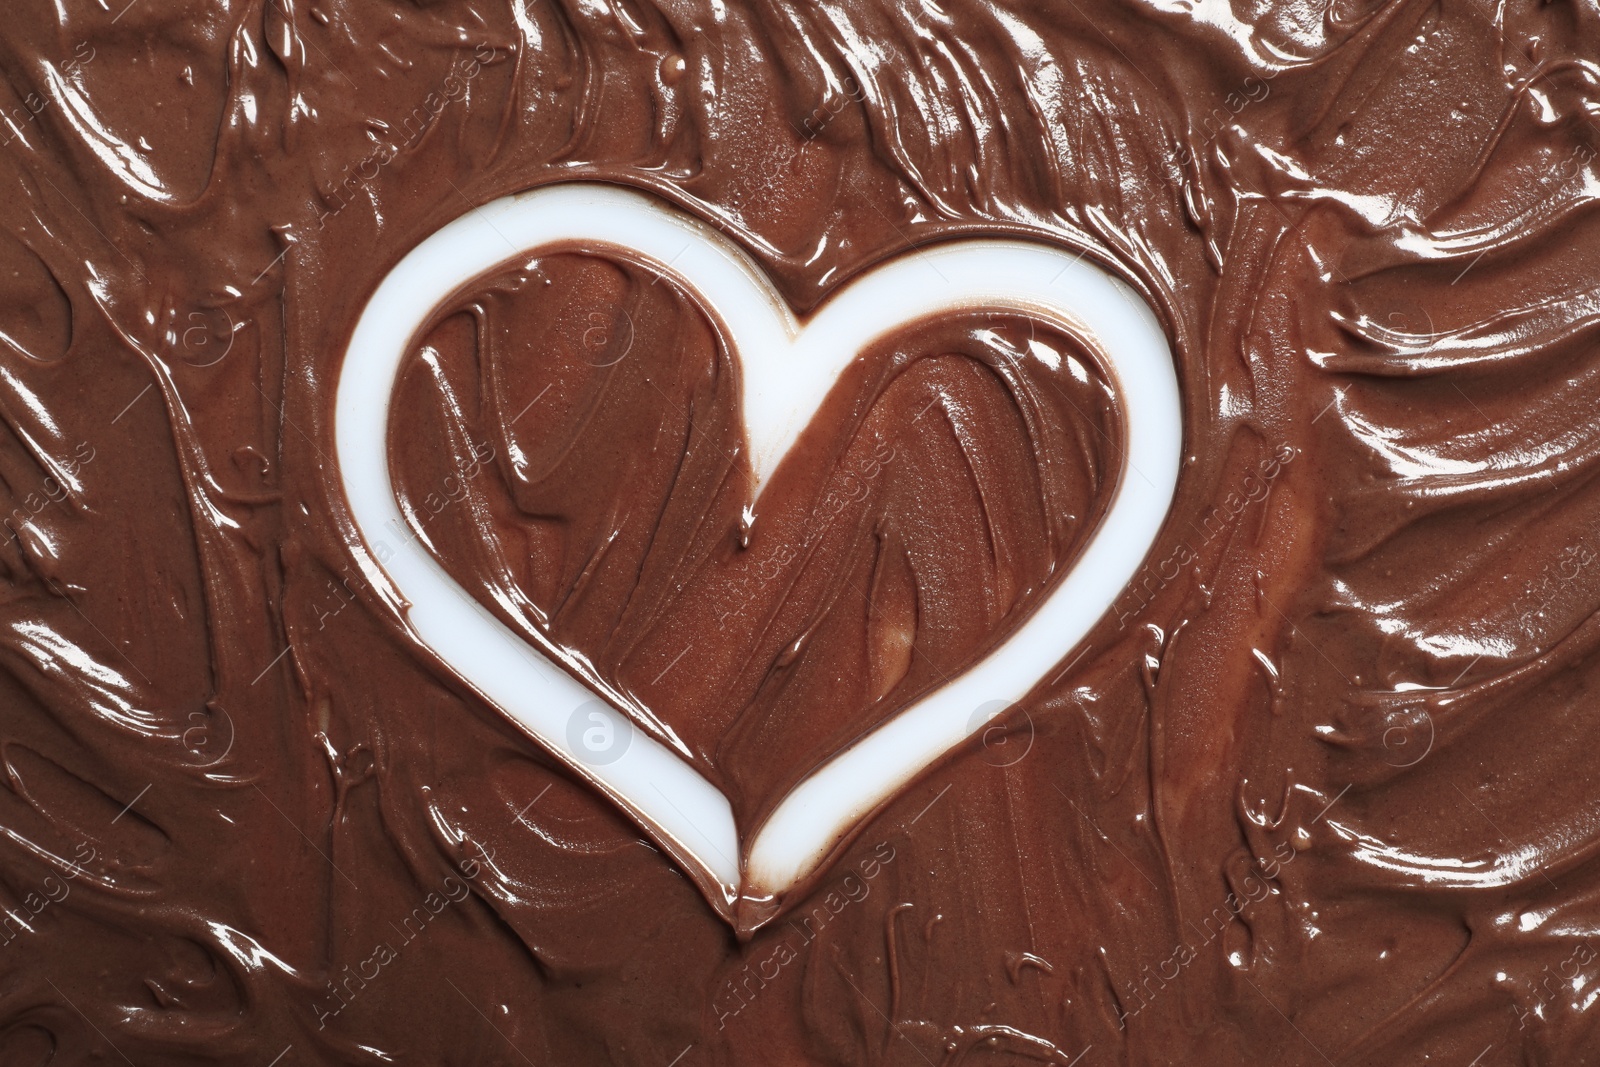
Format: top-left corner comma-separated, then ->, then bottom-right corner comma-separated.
1110,838 -> 1300,1029
387,438 -> 497,552
2,441 -> 95,548
710,439 -> 898,634
1,42 -> 95,151
1112,444 -> 1296,629
314,44 -> 496,230
1107,779 -> 1354,1032
710,838 -> 898,1030
1164,68 -> 1279,172
762,74 -> 869,182
352,439 -> 496,571
248,440 -> 496,690
309,844 -> 494,1031
709,769 -> 950,1034
755,3 -> 958,193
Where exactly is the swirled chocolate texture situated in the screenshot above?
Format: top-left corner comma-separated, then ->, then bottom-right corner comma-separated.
1,1 -> 1597,1064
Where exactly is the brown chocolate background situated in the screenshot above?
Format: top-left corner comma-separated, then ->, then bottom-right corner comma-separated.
0,0 -> 1598,1064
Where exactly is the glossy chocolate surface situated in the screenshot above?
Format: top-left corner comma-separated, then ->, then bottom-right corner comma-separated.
1,1 -> 1597,1063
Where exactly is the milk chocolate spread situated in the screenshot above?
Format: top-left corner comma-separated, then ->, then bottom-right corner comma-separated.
2,1 -> 1598,1064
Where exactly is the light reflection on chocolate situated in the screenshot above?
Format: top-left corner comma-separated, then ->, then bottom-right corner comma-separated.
0,1 -> 1598,1063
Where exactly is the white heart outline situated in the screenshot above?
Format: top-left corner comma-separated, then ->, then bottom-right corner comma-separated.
335,183 -> 1179,927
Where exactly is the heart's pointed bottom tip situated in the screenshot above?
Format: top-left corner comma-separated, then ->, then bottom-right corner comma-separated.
732,889 -> 781,940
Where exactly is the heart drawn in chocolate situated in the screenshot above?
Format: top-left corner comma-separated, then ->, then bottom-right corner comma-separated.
335,183 -> 1179,932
